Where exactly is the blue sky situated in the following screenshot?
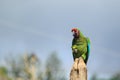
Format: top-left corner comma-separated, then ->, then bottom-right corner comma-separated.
0,0 -> 120,79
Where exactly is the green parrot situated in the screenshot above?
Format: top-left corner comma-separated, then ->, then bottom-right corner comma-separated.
71,28 -> 90,64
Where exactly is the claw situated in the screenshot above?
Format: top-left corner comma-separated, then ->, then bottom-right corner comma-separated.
73,49 -> 78,53
74,49 -> 78,53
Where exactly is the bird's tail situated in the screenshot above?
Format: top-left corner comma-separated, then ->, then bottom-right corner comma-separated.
85,37 -> 90,64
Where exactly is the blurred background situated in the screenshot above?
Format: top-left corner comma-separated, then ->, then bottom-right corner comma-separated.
0,0 -> 120,80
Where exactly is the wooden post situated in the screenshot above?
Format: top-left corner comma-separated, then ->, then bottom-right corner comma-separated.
70,57 -> 87,80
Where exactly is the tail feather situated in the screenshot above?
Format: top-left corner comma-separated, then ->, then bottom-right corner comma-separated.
85,37 -> 90,64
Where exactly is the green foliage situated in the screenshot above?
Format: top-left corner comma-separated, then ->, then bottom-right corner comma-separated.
45,52 -> 66,80
3,52 -> 67,80
46,52 -> 61,74
0,66 -> 12,80
90,73 -> 120,80
1,52 -> 120,80
90,74 -> 98,80
6,53 -> 39,80
0,66 -> 8,76
110,73 -> 120,80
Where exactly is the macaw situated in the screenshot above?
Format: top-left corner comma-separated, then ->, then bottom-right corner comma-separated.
71,28 -> 90,64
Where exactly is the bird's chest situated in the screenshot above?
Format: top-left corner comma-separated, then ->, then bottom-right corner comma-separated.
73,38 -> 85,45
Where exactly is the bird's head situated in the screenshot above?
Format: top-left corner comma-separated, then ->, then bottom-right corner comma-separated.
71,28 -> 80,38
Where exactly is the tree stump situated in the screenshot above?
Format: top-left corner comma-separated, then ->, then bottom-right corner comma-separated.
70,57 -> 87,80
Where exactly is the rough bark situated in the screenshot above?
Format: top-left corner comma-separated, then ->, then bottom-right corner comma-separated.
70,57 -> 87,80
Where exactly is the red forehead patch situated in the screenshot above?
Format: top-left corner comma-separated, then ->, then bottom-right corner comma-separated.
71,28 -> 78,32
